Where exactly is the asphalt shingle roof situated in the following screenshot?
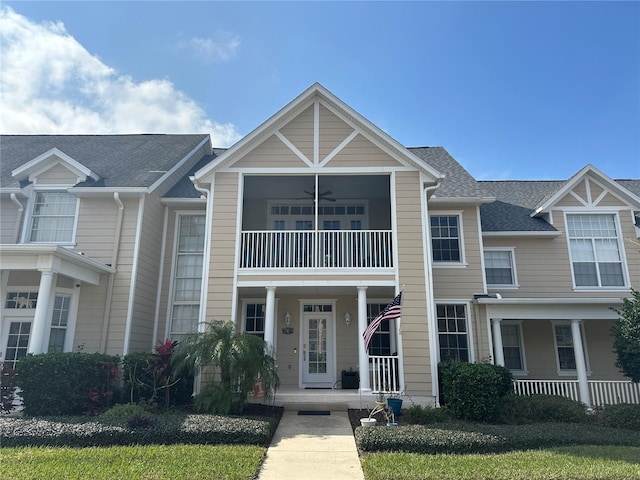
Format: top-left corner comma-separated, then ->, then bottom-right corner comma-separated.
409,147 -> 482,198
0,134 -> 209,189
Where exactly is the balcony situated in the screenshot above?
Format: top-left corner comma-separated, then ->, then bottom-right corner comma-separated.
240,230 -> 393,269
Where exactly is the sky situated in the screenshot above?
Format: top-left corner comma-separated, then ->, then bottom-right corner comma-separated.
1,1 -> 638,180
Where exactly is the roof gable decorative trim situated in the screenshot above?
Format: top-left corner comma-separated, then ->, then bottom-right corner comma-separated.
11,147 -> 99,184
532,164 -> 640,216
194,83 -> 444,182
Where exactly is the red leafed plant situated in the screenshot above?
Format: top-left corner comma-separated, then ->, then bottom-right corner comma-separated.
145,339 -> 180,409
86,360 -> 120,415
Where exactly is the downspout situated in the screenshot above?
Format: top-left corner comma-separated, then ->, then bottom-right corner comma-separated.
100,193 -> 125,353
423,180 -> 441,405
10,193 -> 24,243
151,205 -> 169,348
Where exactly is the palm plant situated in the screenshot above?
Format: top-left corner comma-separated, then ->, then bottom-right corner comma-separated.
171,320 -> 279,414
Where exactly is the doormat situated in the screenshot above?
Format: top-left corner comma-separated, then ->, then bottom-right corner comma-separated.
298,410 -> 331,416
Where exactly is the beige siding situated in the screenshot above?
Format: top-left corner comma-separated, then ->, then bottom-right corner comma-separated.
34,162 -> 78,185
73,281 -> 110,353
206,172 -> 239,321
233,135 -> 310,168
394,171 -> 431,397
75,197 -> 120,264
0,197 -> 22,243
597,192 -> 627,207
279,105 -> 314,161
432,208 -> 485,299
325,134 -> 404,168
318,104 -> 354,161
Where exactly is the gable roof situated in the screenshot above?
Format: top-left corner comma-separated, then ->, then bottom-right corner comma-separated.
479,176 -> 640,232
193,83 -> 444,182
1,134 -> 209,191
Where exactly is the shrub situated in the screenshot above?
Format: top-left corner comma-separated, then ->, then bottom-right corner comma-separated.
439,361 -> 513,422
598,403 -> 640,431
0,413 -> 277,447
498,394 -> 589,424
403,404 -> 452,424
15,352 -> 120,416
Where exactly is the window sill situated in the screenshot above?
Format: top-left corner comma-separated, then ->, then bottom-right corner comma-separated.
510,370 -> 529,377
433,262 -> 468,268
557,370 -> 592,377
487,285 -> 519,290
572,286 -> 629,293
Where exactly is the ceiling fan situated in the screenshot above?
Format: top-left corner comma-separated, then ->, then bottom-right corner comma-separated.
297,189 -> 336,202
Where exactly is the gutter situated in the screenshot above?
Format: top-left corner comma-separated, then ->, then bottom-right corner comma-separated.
100,193 -> 125,353
10,193 -> 24,243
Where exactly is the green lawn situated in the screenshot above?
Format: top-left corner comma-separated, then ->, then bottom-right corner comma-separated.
1,444 -> 266,480
361,446 -> 640,480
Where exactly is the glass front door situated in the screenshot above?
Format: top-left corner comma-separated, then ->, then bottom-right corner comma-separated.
301,307 -> 335,387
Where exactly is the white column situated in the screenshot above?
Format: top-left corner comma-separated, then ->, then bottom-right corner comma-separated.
491,318 -> 505,366
357,286 -> 370,392
28,269 -> 55,354
264,287 -> 276,353
571,319 -> 591,407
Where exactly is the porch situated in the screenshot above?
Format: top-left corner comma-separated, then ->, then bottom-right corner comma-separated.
514,379 -> 640,406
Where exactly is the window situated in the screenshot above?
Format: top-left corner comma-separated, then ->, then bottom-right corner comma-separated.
484,250 -> 517,286
4,322 -> 31,369
244,303 -> 265,338
501,322 -> 525,372
5,291 -> 38,309
566,214 -> 625,287
554,324 -> 576,370
48,293 -> 71,352
431,215 -> 461,262
169,215 -> 205,340
366,303 -> 392,356
437,304 -> 469,362
28,192 -> 78,243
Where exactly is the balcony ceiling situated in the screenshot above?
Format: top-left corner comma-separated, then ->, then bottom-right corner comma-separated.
243,175 -> 390,200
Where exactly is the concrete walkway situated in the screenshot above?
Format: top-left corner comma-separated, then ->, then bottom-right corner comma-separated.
257,410 -> 365,480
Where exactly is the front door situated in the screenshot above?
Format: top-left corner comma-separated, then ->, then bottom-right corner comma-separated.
301,307 -> 335,388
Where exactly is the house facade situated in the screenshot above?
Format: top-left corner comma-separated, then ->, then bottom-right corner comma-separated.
1,84 -> 638,408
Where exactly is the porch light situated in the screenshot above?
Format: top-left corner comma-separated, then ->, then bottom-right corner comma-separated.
284,312 -> 292,327
344,312 -> 351,326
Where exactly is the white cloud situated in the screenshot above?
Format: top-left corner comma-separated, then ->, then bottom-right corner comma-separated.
0,7 -> 241,146
189,33 -> 240,64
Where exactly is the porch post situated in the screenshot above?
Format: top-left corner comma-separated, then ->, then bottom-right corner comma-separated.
357,286 -> 371,392
28,269 -> 55,354
491,318 -> 505,366
571,319 -> 591,407
264,287 -> 276,353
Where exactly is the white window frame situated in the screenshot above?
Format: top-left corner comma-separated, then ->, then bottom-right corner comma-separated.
501,320 -> 528,376
22,189 -> 79,245
430,211 -> 467,267
435,301 -> 474,362
241,299 -> 267,339
167,213 -> 206,341
484,247 -> 519,288
43,288 -> 79,353
551,321 -> 591,377
564,211 -> 629,291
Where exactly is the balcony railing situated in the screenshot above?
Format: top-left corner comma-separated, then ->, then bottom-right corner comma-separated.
370,355 -> 401,394
513,379 -> 640,406
240,230 -> 393,269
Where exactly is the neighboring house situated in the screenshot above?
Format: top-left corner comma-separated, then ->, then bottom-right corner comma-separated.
1,84 -> 638,408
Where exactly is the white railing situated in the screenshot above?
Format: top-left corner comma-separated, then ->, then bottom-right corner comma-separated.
513,379 -> 640,405
589,381 -> 640,406
513,379 -> 580,401
240,230 -> 393,269
370,355 -> 401,394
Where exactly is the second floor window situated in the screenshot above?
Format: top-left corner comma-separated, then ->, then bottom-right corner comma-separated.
484,250 -> 516,286
566,214 -> 625,287
29,192 -> 78,243
431,215 -> 461,262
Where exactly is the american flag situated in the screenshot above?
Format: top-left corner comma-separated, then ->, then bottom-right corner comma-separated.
363,292 -> 402,353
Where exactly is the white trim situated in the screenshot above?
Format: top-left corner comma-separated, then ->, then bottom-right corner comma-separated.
484,247 -> 519,288
12,148 -> 98,183
313,100 -> 320,166
236,279 -> 396,288
429,210 -> 466,265
551,320 -> 592,377
152,205 -> 169,347
319,130 -> 359,168
501,320 -> 528,377
434,300 -> 475,363
231,174 -> 243,326
123,196 -> 145,355
224,166 -> 416,174
274,131 -> 314,167
298,299 -> 337,388
564,211 -> 629,289
21,190 -> 80,246
239,298 -> 267,336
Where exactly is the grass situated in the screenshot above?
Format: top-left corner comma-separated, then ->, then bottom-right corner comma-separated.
0,444 -> 266,480
361,446 -> 640,480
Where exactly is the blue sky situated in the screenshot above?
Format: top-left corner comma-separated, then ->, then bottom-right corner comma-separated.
1,1 -> 638,180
